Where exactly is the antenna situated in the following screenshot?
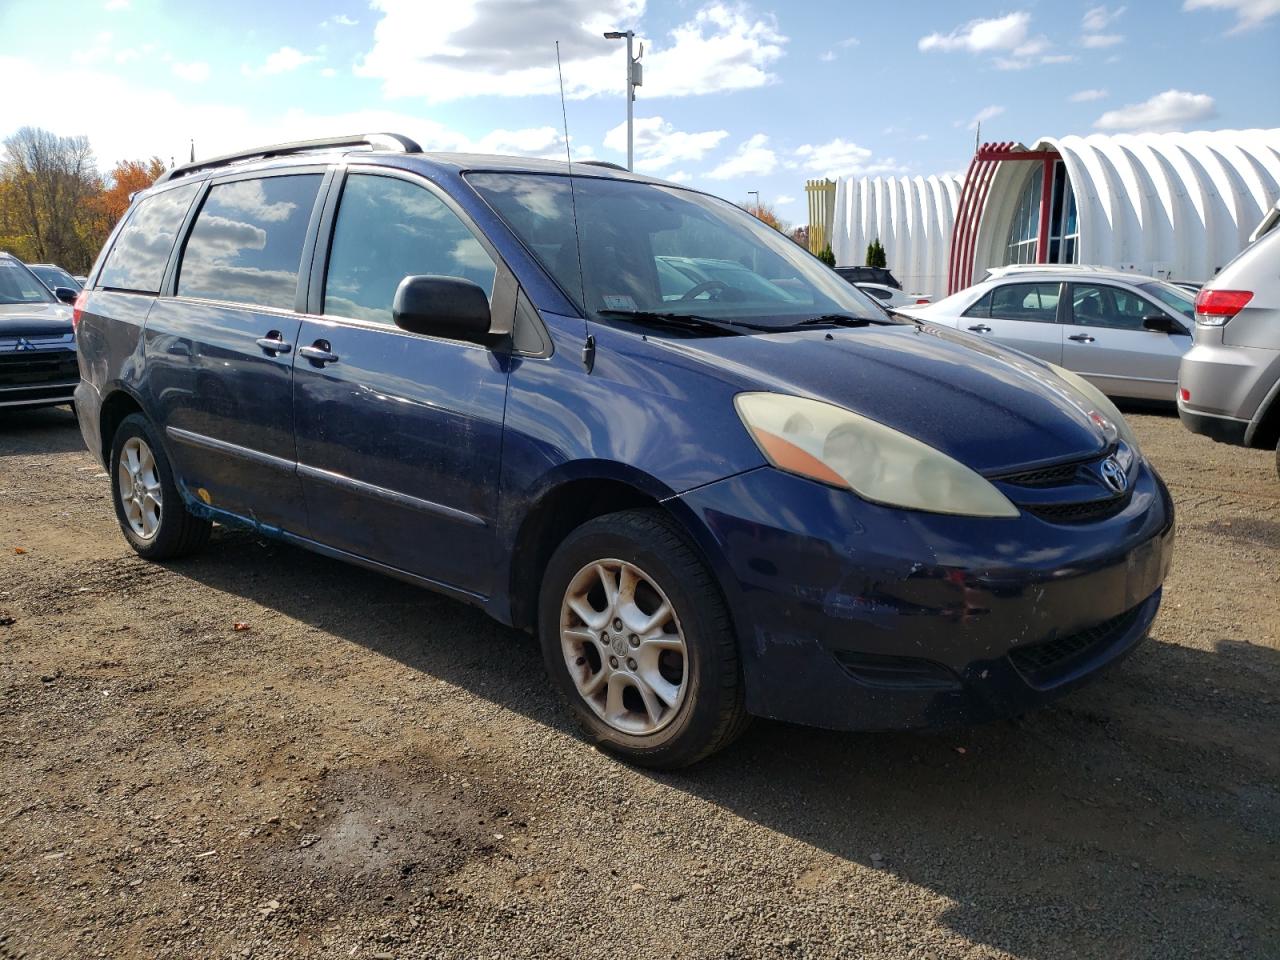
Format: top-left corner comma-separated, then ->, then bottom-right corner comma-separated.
556,41 -> 593,369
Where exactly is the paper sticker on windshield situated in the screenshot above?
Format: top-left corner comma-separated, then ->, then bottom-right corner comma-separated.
602,294 -> 637,311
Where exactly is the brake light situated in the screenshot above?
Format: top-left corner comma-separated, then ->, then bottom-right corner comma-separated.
72,290 -> 87,330
915,298 -> 930,305
1194,289 -> 1252,326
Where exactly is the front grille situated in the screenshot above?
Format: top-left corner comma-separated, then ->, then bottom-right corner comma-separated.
1023,493 -> 1131,524
1008,605 -> 1143,685
0,350 -> 79,386
995,459 -> 1088,488
834,650 -> 961,690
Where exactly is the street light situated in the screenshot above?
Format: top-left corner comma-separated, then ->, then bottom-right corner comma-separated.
604,29 -> 643,171
748,190 -> 760,212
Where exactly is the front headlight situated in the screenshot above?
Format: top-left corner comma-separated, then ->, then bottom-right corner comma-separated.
1045,364 -> 1140,453
734,392 -> 1019,518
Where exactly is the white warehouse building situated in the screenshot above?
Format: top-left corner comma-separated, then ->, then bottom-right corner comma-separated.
816,128 -> 1280,299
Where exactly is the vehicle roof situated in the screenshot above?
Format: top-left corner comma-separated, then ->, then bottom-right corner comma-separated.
982,267 -> 1168,285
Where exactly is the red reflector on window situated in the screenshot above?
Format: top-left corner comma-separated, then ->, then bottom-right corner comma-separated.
1194,289 -> 1252,317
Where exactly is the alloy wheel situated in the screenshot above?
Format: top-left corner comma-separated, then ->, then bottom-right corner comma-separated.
117,436 -> 163,540
559,558 -> 689,735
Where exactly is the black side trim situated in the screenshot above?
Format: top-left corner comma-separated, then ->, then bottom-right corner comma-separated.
296,463 -> 487,528
165,426 -> 295,473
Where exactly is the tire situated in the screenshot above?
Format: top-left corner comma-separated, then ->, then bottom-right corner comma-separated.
538,509 -> 749,768
109,412 -> 211,560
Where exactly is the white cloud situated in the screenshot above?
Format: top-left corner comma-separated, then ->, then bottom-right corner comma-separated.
104,0 -> 129,9
967,104 -> 1005,130
1082,33 -> 1124,47
919,12 -> 1031,52
664,170 -> 693,183
171,60 -> 210,83
1070,87 -> 1109,101
1094,89 -> 1217,132
0,54 -> 595,170
819,50 -> 835,62
792,138 -> 898,178
1183,0 -> 1280,33
242,46 -> 320,77
603,116 -> 727,172
706,133 -> 777,180
839,36 -> 860,47
1083,5 -> 1126,30
354,0 -> 786,102
321,13 -> 358,27
774,193 -> 797,206
320,67 -> 337,78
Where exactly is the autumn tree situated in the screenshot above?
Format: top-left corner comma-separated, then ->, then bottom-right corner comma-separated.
93,156 -> 168,228
0,127 -> 102,271
742,201 -> 789,234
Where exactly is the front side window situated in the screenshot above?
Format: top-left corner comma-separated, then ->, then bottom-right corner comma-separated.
0,259 -> 55,304
1071,283 -> 1167,330
98,182 -> 200,293
324,174 -> 497,326
1137,281 -> 1194,321
178,174 -> 322,310
962,290 -> 993,318
990,282 -> 1061,322
468,172 -> 885,329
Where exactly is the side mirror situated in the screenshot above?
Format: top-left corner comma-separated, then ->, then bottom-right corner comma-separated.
1141,314 -> 1184,335
53,286 -> 78,305
392,275 -> 492,344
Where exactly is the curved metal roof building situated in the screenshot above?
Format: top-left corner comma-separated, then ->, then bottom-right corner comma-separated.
827,129 -> 1280,297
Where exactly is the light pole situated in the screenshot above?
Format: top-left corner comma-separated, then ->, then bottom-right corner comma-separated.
748,190 -> 760,213
604,30 -> 642,171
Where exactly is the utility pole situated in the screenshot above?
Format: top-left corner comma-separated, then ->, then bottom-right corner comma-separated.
604,30 -> 643,170
748,190 -> 760,213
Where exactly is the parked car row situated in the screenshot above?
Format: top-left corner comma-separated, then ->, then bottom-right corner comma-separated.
0,252 -> 79,411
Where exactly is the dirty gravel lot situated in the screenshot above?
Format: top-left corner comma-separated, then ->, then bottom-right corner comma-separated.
0,406 -> 1277,960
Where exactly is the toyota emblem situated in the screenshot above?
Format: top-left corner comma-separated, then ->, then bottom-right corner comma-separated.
1099,458 -> 1127,494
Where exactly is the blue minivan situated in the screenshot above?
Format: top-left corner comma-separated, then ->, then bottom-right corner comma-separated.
73,134 -> 1174,767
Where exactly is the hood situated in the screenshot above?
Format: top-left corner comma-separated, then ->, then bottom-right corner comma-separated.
0,301 -> 74,338
649,322 -> 1111,474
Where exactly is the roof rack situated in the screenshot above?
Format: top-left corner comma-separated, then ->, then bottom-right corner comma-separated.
154,132 -> 422,185
580,160 -> 629,172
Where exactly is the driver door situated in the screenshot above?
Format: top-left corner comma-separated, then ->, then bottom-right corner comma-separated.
959,281 -> 1064,364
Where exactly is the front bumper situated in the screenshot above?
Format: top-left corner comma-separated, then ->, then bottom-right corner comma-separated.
675,462 -> 1175,731
0,342 -> 79,409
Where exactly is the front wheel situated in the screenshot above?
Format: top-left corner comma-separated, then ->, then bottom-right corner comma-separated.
538,509 -> 748,768
109,413 -> 211,560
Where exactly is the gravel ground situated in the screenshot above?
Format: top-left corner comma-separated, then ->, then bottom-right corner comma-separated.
0,405 -> 1277,960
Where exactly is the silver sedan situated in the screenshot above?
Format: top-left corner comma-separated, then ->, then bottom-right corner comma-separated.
899,268 -> 1196,402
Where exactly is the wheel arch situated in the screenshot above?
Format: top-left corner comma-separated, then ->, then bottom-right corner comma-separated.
98,386 -> 148,462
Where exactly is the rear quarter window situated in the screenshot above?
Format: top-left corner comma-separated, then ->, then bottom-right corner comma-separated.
98,182 -> 201,293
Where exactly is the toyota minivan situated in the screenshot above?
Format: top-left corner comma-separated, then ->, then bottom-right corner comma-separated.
73,134 -> 1174,767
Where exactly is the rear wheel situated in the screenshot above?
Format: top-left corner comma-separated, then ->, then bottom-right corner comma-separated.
109,413 -> 210,560
538,509 -> 748,768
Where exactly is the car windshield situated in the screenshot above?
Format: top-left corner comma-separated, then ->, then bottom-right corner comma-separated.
0,260 -> 56,305
30,265 -> 78,290
467,172 -> 888,329
1137,281 -> 1195,320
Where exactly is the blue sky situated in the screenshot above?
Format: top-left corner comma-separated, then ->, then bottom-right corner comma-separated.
1,0 -> 1277,227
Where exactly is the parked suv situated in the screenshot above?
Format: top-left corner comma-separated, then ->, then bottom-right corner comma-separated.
0,252 -> 78,411
74,134 -> 1174,766
1178,202 -> 1280,473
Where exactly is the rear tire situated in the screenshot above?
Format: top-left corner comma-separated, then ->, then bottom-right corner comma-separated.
109,413 -> 210,560
538,509 -> 749,768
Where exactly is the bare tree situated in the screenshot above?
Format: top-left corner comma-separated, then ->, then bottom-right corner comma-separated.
0,127 -> 102,270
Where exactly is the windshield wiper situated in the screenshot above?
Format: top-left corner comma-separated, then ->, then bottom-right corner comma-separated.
772,313 -> 899,330
595,309 -> 746,336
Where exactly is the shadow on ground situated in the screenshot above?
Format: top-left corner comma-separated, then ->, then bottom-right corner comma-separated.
163,524 -> 1280,959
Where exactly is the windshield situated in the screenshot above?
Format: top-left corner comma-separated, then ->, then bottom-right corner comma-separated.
467,173 -> 887,329
0,260 -> 56,305
1138,281 -> 1195,320
30,265 -> 78,290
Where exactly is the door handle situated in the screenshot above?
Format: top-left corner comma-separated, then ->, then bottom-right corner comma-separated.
298,340 -> 339,365
1069,334 -> 1096,343
967,324 -> 992,333
255,331 -> 292,355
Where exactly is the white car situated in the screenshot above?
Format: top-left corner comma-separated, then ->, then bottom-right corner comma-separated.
853,282 -> 931,309
899,269 -> 1197,402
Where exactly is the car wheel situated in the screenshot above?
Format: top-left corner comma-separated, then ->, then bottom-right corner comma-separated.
109,413 -> 210,560
538,509 -> 749,768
